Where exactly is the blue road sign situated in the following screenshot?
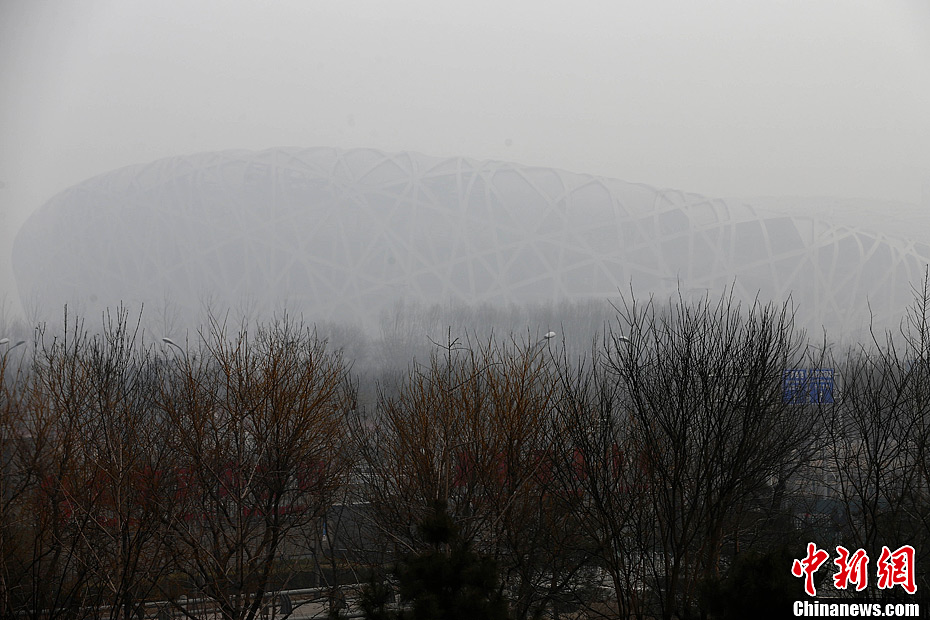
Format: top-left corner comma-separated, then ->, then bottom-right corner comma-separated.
784,368 -> 834,404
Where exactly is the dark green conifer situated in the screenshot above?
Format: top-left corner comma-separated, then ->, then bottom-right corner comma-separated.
361,501 -> 509,620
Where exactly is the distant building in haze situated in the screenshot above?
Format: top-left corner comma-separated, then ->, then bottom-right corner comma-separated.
13,147 -> 930,336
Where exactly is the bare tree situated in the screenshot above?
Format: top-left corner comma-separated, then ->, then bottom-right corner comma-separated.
355,332 -> 582,619
550,337 -> 652,620
64,308 -> 177,619
157,315 -> 354,620
2,313 -> 105,619
593,289 -> 819,620
1,307 -> 183,620
823,271 -> 930,603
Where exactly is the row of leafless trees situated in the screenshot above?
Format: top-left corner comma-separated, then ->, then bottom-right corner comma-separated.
1,309 -> 354,620
3,280 -> 930,620
351,291 -> 823,620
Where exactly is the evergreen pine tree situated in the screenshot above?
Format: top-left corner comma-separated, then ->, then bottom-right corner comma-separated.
361,501 -> 509,620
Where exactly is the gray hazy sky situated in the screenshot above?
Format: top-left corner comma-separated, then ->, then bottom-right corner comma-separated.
2,0 -> 929,317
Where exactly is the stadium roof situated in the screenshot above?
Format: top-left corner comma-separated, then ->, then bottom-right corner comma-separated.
13,147 -> 930,337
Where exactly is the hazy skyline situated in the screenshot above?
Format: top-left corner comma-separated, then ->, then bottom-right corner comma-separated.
2,0 -> 929,317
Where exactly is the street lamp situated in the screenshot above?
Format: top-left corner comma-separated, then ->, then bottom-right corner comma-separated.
604,334 -> 631,364
0,338 -> 25,360
161,337 -> 188,360
533,331 -> 557,350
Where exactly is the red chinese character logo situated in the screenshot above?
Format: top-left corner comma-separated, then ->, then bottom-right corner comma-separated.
876,545 -> 916,594
833,546 -> 869,591
792,542 -> 830,596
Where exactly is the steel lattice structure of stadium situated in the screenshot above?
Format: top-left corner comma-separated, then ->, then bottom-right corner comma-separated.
12,147 -> 930,335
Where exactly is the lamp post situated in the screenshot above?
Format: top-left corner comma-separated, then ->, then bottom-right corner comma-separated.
0,338 -> 25,358
161,337 -> 186,359
0,338 -> 26,377
161,337 -> 194,372
537,331 -> 556,347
